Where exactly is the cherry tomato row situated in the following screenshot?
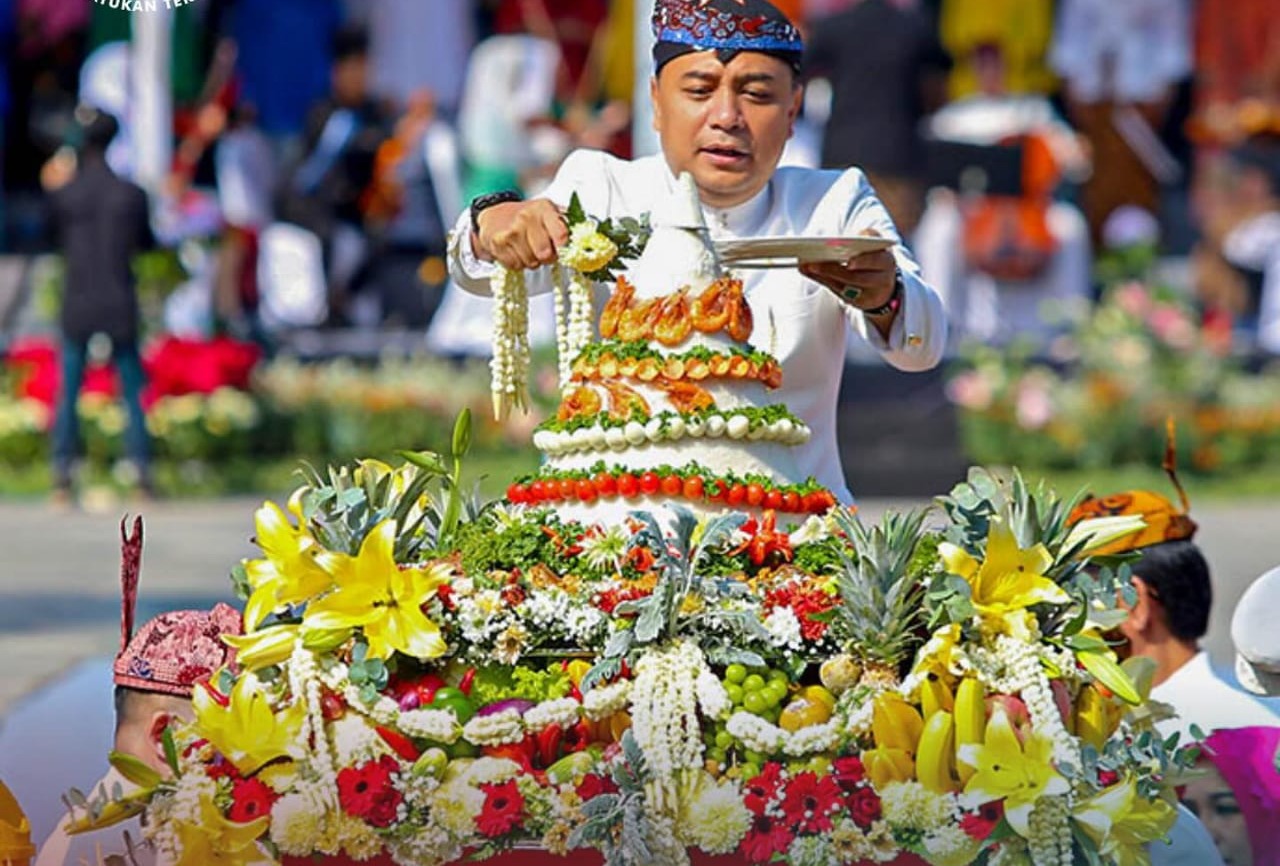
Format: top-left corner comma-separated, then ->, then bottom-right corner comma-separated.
506,471 -> 837,514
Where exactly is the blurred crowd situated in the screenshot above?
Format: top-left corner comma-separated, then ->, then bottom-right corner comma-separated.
0,0 -> 1277,357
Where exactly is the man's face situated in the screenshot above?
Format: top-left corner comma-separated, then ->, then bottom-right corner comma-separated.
651,50 -> 801,209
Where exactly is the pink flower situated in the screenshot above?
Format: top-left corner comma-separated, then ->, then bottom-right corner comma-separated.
946,370 -> 995,411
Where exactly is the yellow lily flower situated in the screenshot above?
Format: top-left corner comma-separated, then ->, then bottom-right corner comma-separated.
1074,775 -> 1177,866
172,791 -> 271,866
939,519 -> 1070,623
192,674 -> 306,775
223,623 -> 300,672
303,520 -> 452,662
959,706 -> 1069,836
243,499 -> 332,629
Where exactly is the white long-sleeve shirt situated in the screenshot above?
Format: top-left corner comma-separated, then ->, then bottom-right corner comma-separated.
447,149 -> 947,500
1049,0 -> 1192,104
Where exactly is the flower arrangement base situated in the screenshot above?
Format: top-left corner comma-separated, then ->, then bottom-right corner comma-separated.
282,850 -> 929,866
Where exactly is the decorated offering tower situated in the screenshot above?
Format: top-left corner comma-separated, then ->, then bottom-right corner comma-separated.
513,174 -> 833,524
67,179 -> 1198,866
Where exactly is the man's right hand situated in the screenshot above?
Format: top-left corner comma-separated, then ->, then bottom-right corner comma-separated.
473,199 -> 569,271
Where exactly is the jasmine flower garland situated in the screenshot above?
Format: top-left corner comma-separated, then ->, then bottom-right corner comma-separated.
489,266 -> 530,420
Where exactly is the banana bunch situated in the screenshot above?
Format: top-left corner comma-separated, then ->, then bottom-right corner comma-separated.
919,672 -> 955,719
915,709 -> 959,793
1074,683 -> 1123,750
864,692 -> 925,787
953,677 -> 987,785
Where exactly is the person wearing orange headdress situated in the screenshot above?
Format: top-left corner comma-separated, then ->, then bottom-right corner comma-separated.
1069,437 -> 1278,742
1070,434 -> 1278,866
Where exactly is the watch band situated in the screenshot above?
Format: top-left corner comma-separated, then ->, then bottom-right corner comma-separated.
470,190 -> 523,232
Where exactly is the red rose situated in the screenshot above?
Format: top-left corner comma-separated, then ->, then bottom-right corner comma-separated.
830,756 -> 865,792
575,773 -> 619,802
847,786 -> 882,829
960,800 -> 1004,841
337,755 -> 403,828
740,813 -> 793,863
780,772 -> 841,834
227,777 -> 278,823
476,780 -> 525,837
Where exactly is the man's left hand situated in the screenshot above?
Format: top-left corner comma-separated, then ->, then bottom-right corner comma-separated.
798,231 -> 898,315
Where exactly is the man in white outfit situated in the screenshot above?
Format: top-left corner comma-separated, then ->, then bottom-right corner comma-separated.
448,0 -> 948,502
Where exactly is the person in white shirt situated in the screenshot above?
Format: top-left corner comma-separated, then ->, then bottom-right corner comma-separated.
448,0 -> 947,502
1112,538 -> 1278,741
1049,0 -> 1192,246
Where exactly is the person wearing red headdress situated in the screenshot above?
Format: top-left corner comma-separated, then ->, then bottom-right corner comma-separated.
35,518 -> 242,866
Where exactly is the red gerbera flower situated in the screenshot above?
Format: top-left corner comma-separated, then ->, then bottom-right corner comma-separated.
743,763 -> 784,814
779,772 -> 841,834
337,755 -> 403,828
960,800 -> 1005,841
227,777 -> 278,823
476,780 -> 525,837
740,812 -> 793,863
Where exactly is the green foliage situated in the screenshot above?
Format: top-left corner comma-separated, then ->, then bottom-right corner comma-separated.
469,664 -> 571,707
565,192 -> 651,282
827,507 -> 930,669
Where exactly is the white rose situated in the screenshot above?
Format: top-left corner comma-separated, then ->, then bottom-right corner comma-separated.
686,417 -> 706,438
644,417 -> 664,441
666,417 -> 687,440
726,414 -> 750,440
705,415 -> 726,438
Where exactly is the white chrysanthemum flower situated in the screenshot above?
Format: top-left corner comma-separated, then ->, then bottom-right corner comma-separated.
580,524 -> 630,573
330,714 -> 385,764
431,784 -> 487,836
879,781 -> 955,831
831,822 -> 875,864
268,793 -> 326,856
789,515 -> 832,545
678,774 -> 751,855
314,811 -> 374,857
788,833 -> 834,866
763,606 -> 804,650
493,622 -> 530,664
560,220 -> 618,273
463,757 -> 523,786
487,503 -> 526,530
923,824 -> 985,866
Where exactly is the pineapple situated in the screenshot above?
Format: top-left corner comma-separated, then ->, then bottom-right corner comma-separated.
829,507 -> 931,692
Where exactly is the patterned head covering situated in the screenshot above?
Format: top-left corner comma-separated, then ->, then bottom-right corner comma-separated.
1200,727 -> 1280,865
112,516 -> 242,697
652,0 -> 804,74
1068,419 -> 1197,556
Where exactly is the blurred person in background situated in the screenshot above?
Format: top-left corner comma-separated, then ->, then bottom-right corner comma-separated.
1049,0 -> 1192,249
0,0 -> 12,250
938,0 -> 1054,101
914,41 -> 1091,351
360,88 -> 462,329
358,0 -> 475,121
224,0 -> 344,162
804,0 -> 950,238
277,24 -> 394,327
44,108 -> 155,504
1193,135 -> 1280,356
